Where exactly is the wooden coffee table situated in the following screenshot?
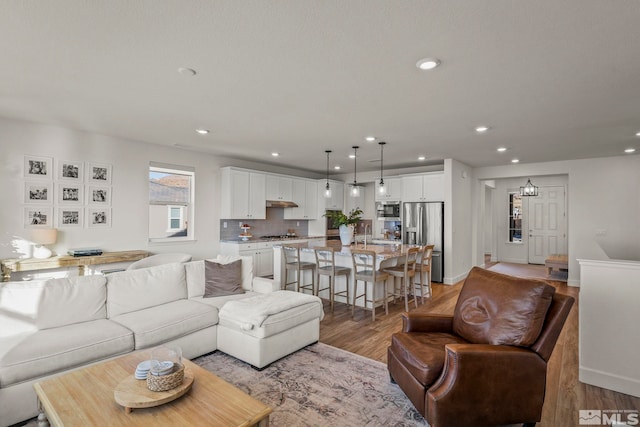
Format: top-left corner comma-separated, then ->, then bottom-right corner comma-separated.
34,350 -> 272,426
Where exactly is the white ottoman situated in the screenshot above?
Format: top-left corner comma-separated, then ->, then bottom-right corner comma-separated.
217,290 -> 324,369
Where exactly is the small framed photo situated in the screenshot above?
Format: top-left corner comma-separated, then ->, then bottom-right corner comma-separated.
58,160 -> 83,181
25,182 -> 53,204
87,207 -> 111,228
57,207 -> 83,228
86,162 -> 112,184
24,207 -> 53,228
87,186 -> 111,205
24,155 -> 53,180
58,183 -> 83,204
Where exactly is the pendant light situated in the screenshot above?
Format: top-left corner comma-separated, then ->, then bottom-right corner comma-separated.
378,141 -> 386,195
350,146 -> 361,197
324,150 -> 332,198
520,178 -> 539,196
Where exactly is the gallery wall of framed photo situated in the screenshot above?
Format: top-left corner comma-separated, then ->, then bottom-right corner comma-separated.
23,155 -> 113,229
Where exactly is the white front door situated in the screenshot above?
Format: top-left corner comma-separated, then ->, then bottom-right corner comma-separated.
527,186 -> 567,264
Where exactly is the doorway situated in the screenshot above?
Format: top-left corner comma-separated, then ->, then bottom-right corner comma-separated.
526,186 -> 567,265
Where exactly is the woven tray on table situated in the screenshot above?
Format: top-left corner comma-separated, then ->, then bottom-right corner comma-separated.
147,363 -> 184,392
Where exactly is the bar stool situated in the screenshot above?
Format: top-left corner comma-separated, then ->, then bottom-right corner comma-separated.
314,246 -> 351,312
416,244 -> 434,303
383,247 -> 419,312
283,245 -> 316,294
351,249 -> 390,321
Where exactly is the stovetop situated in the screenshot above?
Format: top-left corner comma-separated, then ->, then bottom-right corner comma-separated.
260,235 -> 298,240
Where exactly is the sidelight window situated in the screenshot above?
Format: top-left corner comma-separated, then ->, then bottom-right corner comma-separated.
508,192 -> 522,243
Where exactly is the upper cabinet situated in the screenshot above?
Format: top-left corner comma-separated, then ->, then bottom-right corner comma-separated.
266,175 -> 293,201
220,167 -> 266,219
374,177 -> 402,201
284,179 -> 318,220
318,179 -> 344,211
401,173 -> 444,202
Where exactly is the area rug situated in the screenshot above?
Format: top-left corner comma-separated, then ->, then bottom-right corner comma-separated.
194,343 -> 428,427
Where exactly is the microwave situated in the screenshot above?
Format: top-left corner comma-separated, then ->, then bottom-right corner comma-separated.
376,201 -> 401,220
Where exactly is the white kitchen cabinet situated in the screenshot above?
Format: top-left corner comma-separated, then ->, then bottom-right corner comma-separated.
285,179 -> 318,220
266,175 -> 293,201
220,167 -> 266,219
318,179 -> 344,211
220,241 -> 274,277
375,177 -> 402,201
401,173 -> 444,202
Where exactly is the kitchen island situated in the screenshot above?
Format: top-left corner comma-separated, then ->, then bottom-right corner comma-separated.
273,240 -> 422,310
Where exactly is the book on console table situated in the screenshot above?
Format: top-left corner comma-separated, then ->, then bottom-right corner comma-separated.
67,248 -> 104,257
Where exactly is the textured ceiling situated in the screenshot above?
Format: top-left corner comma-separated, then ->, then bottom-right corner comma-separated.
1,1 -> 639,174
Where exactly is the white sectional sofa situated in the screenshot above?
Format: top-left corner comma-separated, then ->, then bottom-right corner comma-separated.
0,256 -> 324,427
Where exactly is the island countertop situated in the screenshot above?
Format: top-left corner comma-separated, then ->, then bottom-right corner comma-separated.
272,239 -> 418,261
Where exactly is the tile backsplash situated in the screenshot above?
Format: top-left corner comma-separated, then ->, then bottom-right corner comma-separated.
220,208 -> 310,240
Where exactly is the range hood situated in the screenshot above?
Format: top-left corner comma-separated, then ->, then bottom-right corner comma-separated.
266,200 -> 299,208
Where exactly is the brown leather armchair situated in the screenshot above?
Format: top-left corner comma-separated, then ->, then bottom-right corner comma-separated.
387,267 -> 574,427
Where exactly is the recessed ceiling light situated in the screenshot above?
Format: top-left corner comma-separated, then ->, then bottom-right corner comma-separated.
271,152 -> 280,157
625,148 -> 636,153
418,156 -> 426,161
475,126 -> 490,133
365,136 -> 376,142
195,129 -> 209,135
497,147 -> 507,152
636,131 -> 640,137
178,67 -> 197,76
349,154 -> 356,159
416,58 -> 441,70
334,165 -> 341,170
511,159 -> 520,163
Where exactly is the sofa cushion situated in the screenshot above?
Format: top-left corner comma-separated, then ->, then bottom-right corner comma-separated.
109,299 -> 217,349
38,276 -> 107,329
204,259 -> 244,297
0,319 -> 133,387
453,267 -> 555,347
390,332 -> 469,387
107,263 -> 187,317
217,291 -> 325,339
186,256 -> 253,298
0,276 -> 107,331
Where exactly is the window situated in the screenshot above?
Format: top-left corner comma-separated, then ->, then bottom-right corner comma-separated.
508,192 -> 522,243
167,206 -> 184,231
149,162 -> 194,242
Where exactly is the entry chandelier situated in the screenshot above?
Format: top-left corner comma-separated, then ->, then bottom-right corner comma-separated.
324,150 -> 332,198
350,146 -> 361,197
378,141 -> 386,195
520,178 -> 539,196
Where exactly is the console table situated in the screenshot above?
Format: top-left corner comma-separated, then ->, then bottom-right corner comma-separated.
1,250 -> 149,281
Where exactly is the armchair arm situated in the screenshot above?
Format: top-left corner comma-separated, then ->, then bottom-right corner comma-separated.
401,312 -> 454,333
427,344 -> 547,427
252,277 -> 280,294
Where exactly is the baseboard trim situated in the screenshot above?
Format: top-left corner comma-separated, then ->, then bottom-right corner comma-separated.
579,366 -> 640,398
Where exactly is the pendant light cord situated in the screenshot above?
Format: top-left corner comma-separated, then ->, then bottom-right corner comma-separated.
379,141 -> 386,185
352,146 -> 359,185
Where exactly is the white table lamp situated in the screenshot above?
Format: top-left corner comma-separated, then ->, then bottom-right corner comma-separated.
30,228 -> 58,259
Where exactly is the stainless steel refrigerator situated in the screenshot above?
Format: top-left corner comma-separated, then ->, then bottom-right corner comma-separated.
403,202 -> 444,282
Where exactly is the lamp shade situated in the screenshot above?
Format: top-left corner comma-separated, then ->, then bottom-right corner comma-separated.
30,228 -> 58,245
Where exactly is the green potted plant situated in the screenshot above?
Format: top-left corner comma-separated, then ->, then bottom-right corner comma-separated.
325,208 -> 362,245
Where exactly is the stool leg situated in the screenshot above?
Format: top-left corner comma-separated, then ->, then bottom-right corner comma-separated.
352,279 -> 358,318
413,276 -> 419,309
383,279 -> 389,315
403,278 -> 409,312
370,279 -> 375,322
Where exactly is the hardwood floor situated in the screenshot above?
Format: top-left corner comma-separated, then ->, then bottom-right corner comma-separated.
319,263 -> 640,427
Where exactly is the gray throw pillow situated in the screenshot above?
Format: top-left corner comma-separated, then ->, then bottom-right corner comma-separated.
204,259 -> 244,298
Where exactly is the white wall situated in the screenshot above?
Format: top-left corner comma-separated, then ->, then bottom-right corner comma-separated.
474,155 -> 640,285
0,117 -> 321,271
444,159 -> 474,284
